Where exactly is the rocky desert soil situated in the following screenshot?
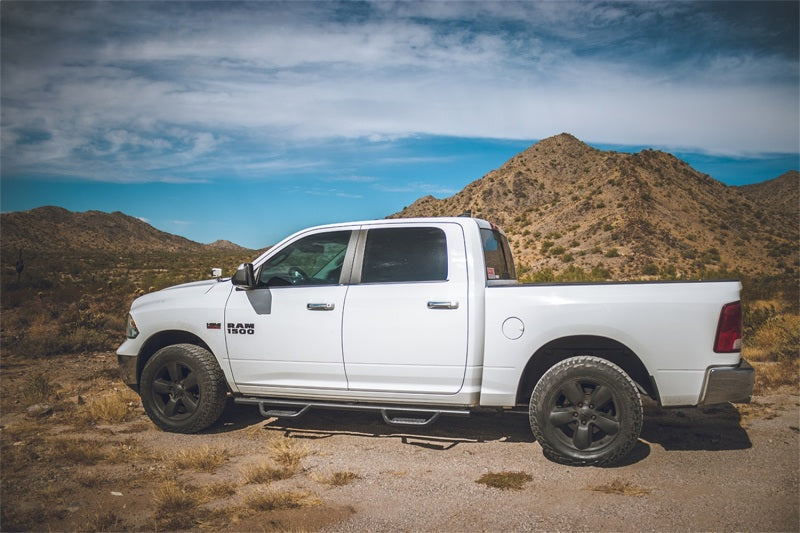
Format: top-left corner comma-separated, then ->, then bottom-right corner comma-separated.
1,351 -> 798,532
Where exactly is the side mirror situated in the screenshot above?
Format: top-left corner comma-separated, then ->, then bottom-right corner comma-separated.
231,263 -> 256,289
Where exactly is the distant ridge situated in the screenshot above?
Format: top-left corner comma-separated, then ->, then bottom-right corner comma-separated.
391,133 -> 798,278
0,206 -> 250,255
207,239 -> 248,251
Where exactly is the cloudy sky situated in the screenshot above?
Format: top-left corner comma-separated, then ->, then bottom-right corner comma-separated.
2,1 -> 798,247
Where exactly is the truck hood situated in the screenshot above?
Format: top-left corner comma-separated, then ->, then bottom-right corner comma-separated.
131,279 -> 225,311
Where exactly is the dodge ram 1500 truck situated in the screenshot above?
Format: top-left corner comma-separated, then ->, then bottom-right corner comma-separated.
117,217 -> 754,465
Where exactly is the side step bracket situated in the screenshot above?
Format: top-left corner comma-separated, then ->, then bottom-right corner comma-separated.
235,397 -> 470,428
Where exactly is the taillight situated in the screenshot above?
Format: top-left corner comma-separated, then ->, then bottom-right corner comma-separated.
714,301 -> 742,353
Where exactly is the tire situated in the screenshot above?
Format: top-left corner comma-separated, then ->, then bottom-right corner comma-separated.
140,344 -> 228,433
529,356 -> 642,466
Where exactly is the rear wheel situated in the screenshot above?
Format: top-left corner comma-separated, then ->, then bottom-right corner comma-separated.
140,344 -> 227,433
529,356 -> 642,466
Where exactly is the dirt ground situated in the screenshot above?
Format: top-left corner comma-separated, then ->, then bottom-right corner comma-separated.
1,351 -> 798,532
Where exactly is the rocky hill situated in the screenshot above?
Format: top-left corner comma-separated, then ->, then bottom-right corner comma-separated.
738,170 -> 799,222
0,206 -> 241,256
391,133 -> 798,279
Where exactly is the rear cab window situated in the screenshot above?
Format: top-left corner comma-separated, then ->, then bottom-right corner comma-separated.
481,227 -> 516,284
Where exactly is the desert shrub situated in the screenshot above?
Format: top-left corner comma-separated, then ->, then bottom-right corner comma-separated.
21,372 -> 53,406
521,266 -> 611,284
747,314 -> 799,362
641,263 -> 659,276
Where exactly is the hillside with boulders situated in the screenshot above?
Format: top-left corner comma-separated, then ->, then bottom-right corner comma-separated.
391,133 -> 798,279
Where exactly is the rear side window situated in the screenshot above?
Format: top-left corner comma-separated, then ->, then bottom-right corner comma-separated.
481,228 -> 516,280
361,227 -> 448,283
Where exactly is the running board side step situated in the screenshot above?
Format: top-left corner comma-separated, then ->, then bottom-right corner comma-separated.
234,397 -> 470,427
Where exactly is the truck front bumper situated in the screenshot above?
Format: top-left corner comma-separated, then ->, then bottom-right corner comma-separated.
698,359 -> 754,405
117,353 -> 139,391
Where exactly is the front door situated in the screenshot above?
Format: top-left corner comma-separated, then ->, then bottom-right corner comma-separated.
225,229 -> 354,394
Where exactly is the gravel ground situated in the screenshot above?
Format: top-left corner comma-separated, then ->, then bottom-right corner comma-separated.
1,352 -> 797,532
264,396 -> 798,532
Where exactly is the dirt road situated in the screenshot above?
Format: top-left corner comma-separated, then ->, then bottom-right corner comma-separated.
1,352 -> 797,531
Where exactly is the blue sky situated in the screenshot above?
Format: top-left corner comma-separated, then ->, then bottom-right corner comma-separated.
2,1 -> 798,248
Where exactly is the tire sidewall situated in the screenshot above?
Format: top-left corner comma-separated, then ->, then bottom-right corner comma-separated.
530,357 -> 642,466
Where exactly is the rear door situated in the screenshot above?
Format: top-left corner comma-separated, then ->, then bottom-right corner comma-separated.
341,222 -> 469,394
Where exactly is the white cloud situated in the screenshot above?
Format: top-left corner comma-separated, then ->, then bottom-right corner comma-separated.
1,1 -> 797,185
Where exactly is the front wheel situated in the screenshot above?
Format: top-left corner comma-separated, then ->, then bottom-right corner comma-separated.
140,344 -> 228,433
529,356 -> 642,466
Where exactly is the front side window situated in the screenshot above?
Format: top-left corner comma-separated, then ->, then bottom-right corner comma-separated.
259,230 -> 351,286
361,227 -> 447,283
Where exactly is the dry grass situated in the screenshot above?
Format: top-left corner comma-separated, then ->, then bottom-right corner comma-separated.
315,470 -> 362,487
244,489 -> 320,512
1,417 -> 46,443
476,471 -> 533,491
742,303 -> 798,395
46,437 -> 107,465
74,471 -> 107,488
85,388 -> 140,424
170,445 -> 230,472
200,481 -> 238,500
242,460 -> 296,484
152,481 -> 203,530
736,401 -> 780,425
744,312 -> 800,363
105,437 -> 160,463
749,358 -> 799,395
268,437 -> 313,470
84,511 -> 124,532
588,478 -> 651,496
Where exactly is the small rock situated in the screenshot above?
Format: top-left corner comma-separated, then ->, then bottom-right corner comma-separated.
111,491 -> 123,497
26,403 -> 53,418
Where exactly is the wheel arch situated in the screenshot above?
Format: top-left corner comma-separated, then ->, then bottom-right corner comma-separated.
516,335 -> 657,405
135,330 -> 212,386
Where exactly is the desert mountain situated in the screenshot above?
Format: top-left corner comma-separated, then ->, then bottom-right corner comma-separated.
0,206 -> 247,256
391,133 -> 798,278
738,170 -> 799,223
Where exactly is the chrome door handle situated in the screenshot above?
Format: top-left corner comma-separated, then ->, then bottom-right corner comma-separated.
307,303 -> 335,311
427,301 -> 459,310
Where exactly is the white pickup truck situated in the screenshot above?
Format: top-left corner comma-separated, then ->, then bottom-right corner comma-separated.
117,217 -> 753,465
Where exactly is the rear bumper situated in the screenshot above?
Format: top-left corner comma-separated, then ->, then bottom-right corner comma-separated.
698,359 -> 754,405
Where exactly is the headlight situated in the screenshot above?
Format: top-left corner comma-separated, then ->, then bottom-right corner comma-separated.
125,314 -> 139,339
